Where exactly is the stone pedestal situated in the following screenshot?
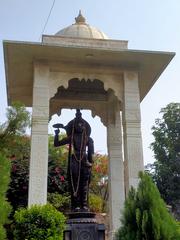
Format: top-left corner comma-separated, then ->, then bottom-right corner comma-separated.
64,212 -> 105,240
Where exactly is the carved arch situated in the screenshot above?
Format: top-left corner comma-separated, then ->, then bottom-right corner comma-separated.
49,72 -> 123,101
49,75 -> 121,126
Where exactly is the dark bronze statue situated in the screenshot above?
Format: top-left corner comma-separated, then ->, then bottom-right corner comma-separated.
53,109 -> 94,212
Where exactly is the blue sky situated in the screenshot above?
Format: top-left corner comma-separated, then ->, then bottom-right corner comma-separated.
0,0 -> 180,164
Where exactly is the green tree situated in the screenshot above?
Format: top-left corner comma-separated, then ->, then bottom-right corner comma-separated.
0,102 -> 30,239
0,101 -> 30,157
0,153 -> 12,240
150,103 -> 180,219
116,172 -> 180,240
0,102 -> 30,212
48,135 -> 69,194
7,135 -> 69,210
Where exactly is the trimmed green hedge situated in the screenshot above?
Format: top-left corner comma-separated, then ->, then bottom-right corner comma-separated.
14,204 -> 66,240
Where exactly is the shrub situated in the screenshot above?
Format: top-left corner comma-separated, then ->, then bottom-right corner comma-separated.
13,204 -> 66,240
91,154 -> 108,199
0,153 -> 12,240
89,193 -> 104,213
6,136 -> 68,211
177,222 -> 180,236
7,157 -> 29,210
48,192 -> 104,214
116,172 -> 180,240
48,158 -> 68,194
47,192 -> 70,212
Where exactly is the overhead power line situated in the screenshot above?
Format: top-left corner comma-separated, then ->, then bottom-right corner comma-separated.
39,0 -> 56,41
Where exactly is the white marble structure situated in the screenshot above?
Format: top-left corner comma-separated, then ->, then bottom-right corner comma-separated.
3,11 -> 174,237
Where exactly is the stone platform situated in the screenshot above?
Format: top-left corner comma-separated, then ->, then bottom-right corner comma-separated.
64,212 -> 105,240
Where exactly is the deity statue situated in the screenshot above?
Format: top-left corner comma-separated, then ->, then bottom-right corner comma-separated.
53,109 -> 94,212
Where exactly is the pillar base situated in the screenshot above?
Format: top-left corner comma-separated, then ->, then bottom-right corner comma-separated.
64,212 -> 105,240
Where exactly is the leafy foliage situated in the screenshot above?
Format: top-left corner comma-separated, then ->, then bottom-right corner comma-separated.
0,102 -> 30,157
89,193 -> 104,213
116,172 -> 180,240
90,153 -> 108,211
0,102 -> 29,240
7,135 -> 69,211
48,135 -> 69,194
0,102 -> 31,239
150,103 -> 180,219
13,204 -> 66,240
47,192 -> 70,212
7,157 -> 29,210
0,153 -> 12,240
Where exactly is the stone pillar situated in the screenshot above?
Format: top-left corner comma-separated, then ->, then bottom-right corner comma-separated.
107,96 -> 125,238
122,71 -> 144,195
28,63 -> 50,206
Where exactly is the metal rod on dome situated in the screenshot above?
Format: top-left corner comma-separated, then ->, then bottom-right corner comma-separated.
75,10 -> 86,24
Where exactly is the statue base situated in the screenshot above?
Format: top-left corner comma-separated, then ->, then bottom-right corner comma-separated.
63,212 -> 105,240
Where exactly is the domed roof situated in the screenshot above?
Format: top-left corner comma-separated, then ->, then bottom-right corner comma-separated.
55,11 -> 108,39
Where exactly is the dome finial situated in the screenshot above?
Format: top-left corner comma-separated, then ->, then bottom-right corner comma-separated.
75,10 -> 86,24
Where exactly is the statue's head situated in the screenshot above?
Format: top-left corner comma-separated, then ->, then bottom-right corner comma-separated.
75,109 -> 82,119
66,109 -> 91,136
74,109 -> 86,133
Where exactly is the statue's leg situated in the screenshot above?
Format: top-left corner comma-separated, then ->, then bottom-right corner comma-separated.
67,165 -> 75,211
80,165 -> 91,210
71,157 -> 81,211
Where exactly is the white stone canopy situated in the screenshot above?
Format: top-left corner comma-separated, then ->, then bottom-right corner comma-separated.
3,40 -> 174,107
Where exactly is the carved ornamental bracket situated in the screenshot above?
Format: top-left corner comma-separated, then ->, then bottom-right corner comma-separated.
48,73 -> 122,126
